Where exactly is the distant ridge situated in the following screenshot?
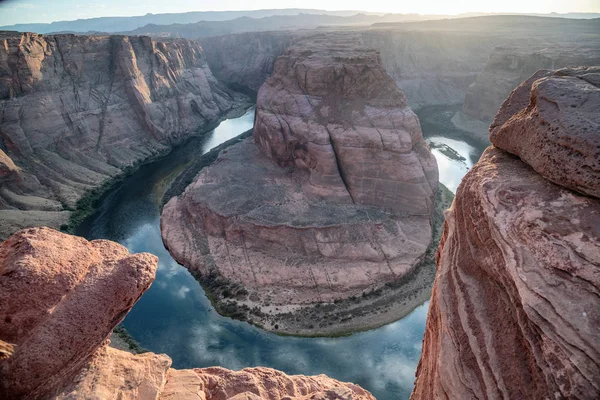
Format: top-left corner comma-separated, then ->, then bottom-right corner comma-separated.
1,8 -> 598,35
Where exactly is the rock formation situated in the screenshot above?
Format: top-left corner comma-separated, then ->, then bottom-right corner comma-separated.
453,47 -> 600,140
162,33 -> 440,335
0,32 -> 247,239
0,227 -> 375,399
0,227 -> 160,398
411,67 -> 600,399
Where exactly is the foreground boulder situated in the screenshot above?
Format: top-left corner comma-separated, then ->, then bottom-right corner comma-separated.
0,227 -> 160,398
412,67 -> 600,399
0,228 -> 374,399
0,32 -> 246,239
490,66 -> 600,197
162,33 -> 441,335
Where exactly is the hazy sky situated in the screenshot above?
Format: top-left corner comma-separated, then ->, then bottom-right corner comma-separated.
1,0 -> 599,25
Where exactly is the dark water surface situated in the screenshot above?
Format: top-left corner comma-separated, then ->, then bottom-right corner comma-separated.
77,105 -> 486,400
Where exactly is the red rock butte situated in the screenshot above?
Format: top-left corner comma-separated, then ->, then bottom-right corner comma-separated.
411,66 -> 600,399
161,33 -> 440,334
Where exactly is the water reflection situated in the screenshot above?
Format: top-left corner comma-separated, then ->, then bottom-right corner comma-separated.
428,136 -> 478,192
77,106 -> 482,400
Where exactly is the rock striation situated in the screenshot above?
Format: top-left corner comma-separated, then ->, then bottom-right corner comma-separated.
411,67 -> 600,399
0,227 -> 375,399
0,32 -> 246,239
162,33 -> 440,335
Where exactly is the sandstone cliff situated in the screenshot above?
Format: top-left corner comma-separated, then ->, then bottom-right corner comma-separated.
411,67 -> 600,398
0,32 -> 246,239
0,227 -> 375,400
162,33 -> 442,335
453,46 -> 600,140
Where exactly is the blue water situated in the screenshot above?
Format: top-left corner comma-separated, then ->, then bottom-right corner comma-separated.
77,106 -> 483,399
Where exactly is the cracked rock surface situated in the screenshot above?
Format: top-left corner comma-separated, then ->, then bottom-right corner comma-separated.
411,68 -> 600,399
161,33 -> 439,331
0,32 -> 244,238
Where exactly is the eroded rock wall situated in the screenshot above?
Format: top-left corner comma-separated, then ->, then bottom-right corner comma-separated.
411,67 -> 600,399
0,32 -> 245,238
161,33 -> 440,335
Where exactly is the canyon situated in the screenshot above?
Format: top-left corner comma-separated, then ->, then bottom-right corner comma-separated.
0,10 -> 598,400
0,227 -> 375,399
411,67 -> 600,398
161,32 -> 446,335
0,31 -> 248,239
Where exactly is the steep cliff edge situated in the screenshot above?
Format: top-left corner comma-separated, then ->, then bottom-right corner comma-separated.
453,47 -> 600,140
161,33 -> 443,335
0,32 -> 247,239
0,227 -> 375,400
411,67 -> 600,399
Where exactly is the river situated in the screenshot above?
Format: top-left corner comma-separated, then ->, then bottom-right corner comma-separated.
76,105 -> 487,400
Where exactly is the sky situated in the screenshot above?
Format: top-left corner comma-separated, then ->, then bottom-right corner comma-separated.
0,0 -> 599,26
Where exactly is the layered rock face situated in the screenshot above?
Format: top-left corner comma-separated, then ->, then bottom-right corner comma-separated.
411,67 -> 600,399
454,47 -> 600,138
162,33 -> 439,334
0,32 -> 244,239
253,33 -> 438,214
0,228 -> 375,399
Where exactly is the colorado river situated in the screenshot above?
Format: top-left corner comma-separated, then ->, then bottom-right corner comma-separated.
77,105 -> 486,400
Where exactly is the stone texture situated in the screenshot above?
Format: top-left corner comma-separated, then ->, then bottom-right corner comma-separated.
161,33 -> 439,333
0,227 -> 374,399
0,227 -> 159,399
254,33 -> 438,214
490,66 -> 600,198
160,367 -> 375,400
57,345 -> 172,400
412,70 -> 600,399
0,32 -> 245,238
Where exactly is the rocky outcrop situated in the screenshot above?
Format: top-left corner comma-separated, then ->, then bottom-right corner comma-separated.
161,367 -> 375,400
490,66 -> 600,198
0,227 -> 375,399
454,46 -> 600,139
411,67 -> 600,399
0,227 -> 160,398
162,33 -> 440,335
0,32 -> 246,239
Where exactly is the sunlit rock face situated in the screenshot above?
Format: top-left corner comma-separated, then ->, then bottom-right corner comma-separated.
161,33 -> 439,334
0,32 -> 244,239
0,227 -> 375,400
412,67 -> 600,399
0,227 -> 160,399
